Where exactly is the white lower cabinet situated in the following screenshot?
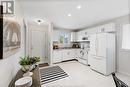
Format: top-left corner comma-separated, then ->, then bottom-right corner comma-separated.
62,49 -> 75,61
62,50 -> 71,61
75,49 -> 81,60
53,49 -> 76,63
78,58 -> 88,65
53,50 -> 63,63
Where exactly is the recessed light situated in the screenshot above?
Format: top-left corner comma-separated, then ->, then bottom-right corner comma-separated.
77,5 -> 82,10
34,19 -> 45,25
68,13 -> 72,17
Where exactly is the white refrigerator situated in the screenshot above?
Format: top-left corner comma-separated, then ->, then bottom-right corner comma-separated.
88,33 -> 115,75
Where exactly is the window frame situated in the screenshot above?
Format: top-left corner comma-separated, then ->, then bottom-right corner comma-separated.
59,32 -> 70,44
121,23 -> 130,52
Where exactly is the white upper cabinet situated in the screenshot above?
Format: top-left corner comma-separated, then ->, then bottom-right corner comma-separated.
76,30 -> 90,41
53,30 -> 59,42
71,32 -> 76,42
76,23 -> 115,42
85,27 -> 98,35
76,31 -> 83,41
89,34 -> 97,56
97,23 -> 115,33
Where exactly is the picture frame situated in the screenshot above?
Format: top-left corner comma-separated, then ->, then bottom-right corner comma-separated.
3,17 -> 21,59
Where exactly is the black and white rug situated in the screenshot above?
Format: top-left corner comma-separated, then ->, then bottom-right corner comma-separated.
40,66 -> 69,84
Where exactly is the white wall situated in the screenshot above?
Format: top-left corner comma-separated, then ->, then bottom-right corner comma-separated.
114,15 -> 130,76
0,1 -> 25,87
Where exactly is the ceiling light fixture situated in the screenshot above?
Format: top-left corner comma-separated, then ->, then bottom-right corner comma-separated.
68,13 -> 72,17
34,19 -> 44,25
77,5 -> 82,10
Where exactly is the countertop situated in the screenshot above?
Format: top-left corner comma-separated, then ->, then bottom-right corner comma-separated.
53,47 -> 81,50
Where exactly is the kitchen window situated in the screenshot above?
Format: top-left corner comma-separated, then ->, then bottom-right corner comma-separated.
59,32 -> 70,44
121,24 -> 130,50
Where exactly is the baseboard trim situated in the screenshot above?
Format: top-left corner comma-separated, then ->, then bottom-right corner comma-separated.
117,70 -> 130,77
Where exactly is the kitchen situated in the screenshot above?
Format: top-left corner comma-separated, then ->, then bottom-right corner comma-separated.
52,23 -> 116,75
0,0 -> 130,87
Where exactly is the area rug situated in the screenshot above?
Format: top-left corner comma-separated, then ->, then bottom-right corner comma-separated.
40,66 -> 69,84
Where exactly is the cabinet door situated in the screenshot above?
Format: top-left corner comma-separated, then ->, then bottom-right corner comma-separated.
75,49 -> 81,60
53,50 -> 62,63
105,23 -> 115,32
97,33 -> 107,58
89,34 -> 97,56
90,56 -> 106,74
76,31 -> 83,41
62,50 -> 70,61
74,49 -> 80,60
70,49 -> 76,59
71,32 -> 76,42
98,23 -> 115,33
67,50 -> 75,60
62,50 -> 75,61
53,30 -> 59,41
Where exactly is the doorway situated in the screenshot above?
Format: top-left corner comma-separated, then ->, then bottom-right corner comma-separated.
28,26 -> 47,63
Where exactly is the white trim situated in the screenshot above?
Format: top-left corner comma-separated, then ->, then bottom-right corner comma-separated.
120,49 -> 130,52
121,24 -> 130,50
117,70 -> 130,77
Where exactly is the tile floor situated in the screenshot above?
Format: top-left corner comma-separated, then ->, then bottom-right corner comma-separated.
41,61 -> 130,87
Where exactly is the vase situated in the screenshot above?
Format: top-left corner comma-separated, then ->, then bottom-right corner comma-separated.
21,65 -> 33,72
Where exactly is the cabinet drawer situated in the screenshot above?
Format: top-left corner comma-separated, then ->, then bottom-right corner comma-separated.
62,49 -> 75,61
53,50 -> 62,63
90,56 -> 106,74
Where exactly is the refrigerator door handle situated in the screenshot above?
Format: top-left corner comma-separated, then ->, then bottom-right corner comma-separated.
96,37 -> 98,55
97,37 -> 98,54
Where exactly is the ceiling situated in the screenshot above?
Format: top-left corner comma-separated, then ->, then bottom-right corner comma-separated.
19,0 -> 129,30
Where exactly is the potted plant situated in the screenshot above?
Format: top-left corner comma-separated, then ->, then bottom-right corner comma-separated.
19,56 -> 40,72
29,56 -> 40,69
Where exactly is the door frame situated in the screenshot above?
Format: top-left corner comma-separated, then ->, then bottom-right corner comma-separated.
30,29 -> 46,63
24,21 -> 53,65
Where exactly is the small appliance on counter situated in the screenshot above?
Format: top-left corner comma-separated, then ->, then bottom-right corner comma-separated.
72,42 -> 80,48
53,41 -> 59,49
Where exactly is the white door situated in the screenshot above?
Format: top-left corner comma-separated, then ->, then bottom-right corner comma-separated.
89,34 -> 97,56
30,30 -> 46,63
96,33 -> 107,58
